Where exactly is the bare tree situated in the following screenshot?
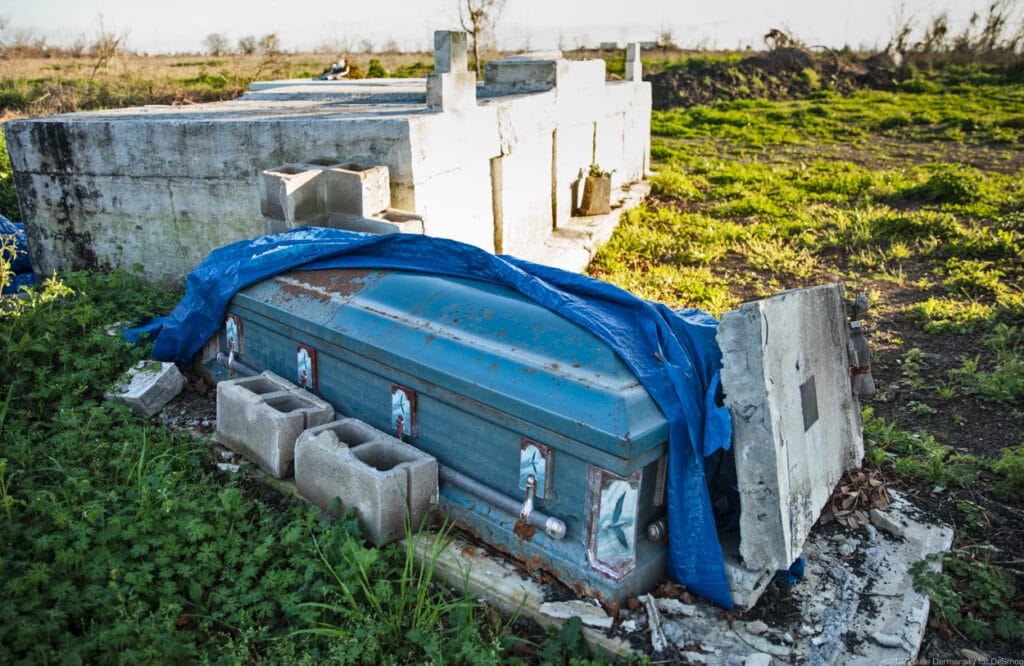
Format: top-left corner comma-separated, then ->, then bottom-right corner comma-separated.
886,2 -> 917,56
89,16 -> 127,78
254,33 -> 284,78
237,35 -> 258,55
203,33 -> 230,56
457,0 -> 506,76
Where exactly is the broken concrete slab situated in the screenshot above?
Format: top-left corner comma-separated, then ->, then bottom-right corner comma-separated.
718,284 -> 865,598
215,371 -> 334,478
540,600 -> 614,630
104,360 -> 185,417
419,489 -> 951,664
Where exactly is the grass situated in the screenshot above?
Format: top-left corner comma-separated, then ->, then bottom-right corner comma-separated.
591,61 -> 1024,655
0,268 -> 602,663
3,49 -> 1024,659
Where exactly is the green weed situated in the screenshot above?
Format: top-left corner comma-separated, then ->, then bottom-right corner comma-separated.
295,524 -> 506,664
863,409 -> 981,489
912,550 -> 1024,642
906,297 -> 995,334
0,133 -> 19,221
896,165 -> 983,205
943,259 -> 1006,297
950,324 -> 1024,404
650,169 -> 706,201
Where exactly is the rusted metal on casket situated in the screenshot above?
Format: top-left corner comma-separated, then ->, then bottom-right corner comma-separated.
203,267 -> 672,602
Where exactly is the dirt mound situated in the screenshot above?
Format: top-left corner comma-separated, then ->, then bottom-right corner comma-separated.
649,47 -> 900,109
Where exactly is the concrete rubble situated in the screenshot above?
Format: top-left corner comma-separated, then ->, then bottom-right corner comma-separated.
418,489 -> 952,664
104,359 -> 185,417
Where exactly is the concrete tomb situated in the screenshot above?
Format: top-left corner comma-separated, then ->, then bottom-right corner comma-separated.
4,30 -> 651,284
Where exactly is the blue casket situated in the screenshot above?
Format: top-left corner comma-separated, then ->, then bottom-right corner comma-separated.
206,267 -> 673,602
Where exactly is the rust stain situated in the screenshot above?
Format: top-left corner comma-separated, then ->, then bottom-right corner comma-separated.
276,280 -> 331,304
290,268 -> 385,298
513,520 -> 537,541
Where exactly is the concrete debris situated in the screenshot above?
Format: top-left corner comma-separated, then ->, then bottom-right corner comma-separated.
960,648 -> 989,662
870,508 -> 906,538
105,360 -> 185,417
538,600 -> 613,630
640,594 -> 669,653
744,654 -> 773,666
871,632 -> 903,648
655,597 -> 697,617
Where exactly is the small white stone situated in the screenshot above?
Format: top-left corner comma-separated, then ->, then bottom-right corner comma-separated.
539,600 -> 613,629
782,632 -> 794,644
960,648 -> 989,663
216,462 -> 240,473
870,508 -> 905,538
620,619 -> 637,632
871,631 -> 902,648
799,624 -> 815,636
838,540 -> 856,557
744,654 -> 773,666
656,597 -> 697,616
746,620 -> 769,635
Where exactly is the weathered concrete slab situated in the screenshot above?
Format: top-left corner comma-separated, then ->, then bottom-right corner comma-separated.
104,360 -> 185,417
717,285 -> 864,585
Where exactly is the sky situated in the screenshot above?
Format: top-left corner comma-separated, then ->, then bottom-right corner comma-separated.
0,0 -> 1005,55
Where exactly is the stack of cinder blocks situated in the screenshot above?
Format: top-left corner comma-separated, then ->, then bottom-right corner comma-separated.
216,371 -> 437,545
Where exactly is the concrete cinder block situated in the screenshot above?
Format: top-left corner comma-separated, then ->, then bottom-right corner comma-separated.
105,360 -> 185,417
294,419 -> 438,545
258,164 -> 324,228
322,164 -> 391,218
717,284 -> 864,577
327,209 -> 425,235
216,371 -> 334,478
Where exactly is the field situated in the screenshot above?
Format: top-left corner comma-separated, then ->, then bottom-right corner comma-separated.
2,49 -> 1024,662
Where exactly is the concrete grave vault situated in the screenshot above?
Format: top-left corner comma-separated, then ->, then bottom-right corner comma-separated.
4,31 -> 651,284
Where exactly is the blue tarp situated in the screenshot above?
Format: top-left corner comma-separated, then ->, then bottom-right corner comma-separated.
1,216 -> 35,295
136,227 -> 736,608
